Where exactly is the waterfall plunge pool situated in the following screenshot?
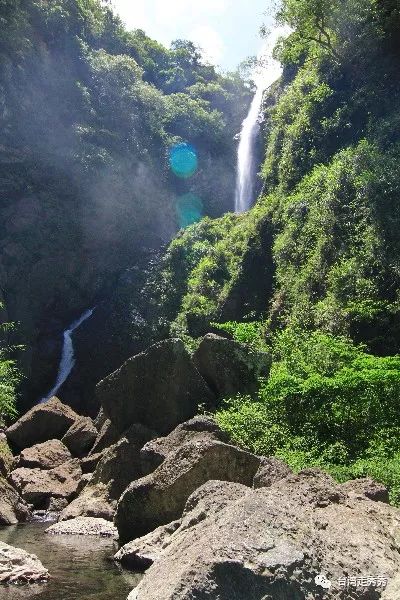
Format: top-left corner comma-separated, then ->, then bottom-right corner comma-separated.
0,522 -> 141,600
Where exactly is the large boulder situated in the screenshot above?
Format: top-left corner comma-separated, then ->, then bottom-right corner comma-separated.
129,470 -> 400,600
88,418 -> 119,455
140,416 -> 229,475
116,439 -> 260,543
15,439 -> 72,470
97,339 -> 215,435
193,333 -> 271,397
114,521 -> 181,571
0,542 -> 49,584
0,477 -> 31,525
115,481 -> 250,573
60,424 -> 155,522
62,416 -> 97,457
6,397 -> 78,450
252,456 -> 292,489
0,435 -> 13,476
341,477 -> 390,503
10,458 -> 82,508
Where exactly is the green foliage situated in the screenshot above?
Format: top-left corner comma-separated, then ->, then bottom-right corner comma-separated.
147,200 -> 272,340
213,321 -> 268,352
216,328 -> 400,503
0,308 -> 19,425
268,140 -> 400,352
0,0 -> 251,231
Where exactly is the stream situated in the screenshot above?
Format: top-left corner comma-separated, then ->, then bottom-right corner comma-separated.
0,522 -> 141,599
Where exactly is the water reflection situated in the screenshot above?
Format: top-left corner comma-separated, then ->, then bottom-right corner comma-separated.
0,523 -> 141,600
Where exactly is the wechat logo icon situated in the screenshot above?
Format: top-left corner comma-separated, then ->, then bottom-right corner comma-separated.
315,573 -> 332,589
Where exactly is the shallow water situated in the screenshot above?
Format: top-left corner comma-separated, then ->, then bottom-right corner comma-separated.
0,522 -> 141,600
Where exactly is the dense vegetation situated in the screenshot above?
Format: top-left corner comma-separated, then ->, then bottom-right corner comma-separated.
0,0 -> 250,404
147,0 -> 400,501
0,304 -> 19,425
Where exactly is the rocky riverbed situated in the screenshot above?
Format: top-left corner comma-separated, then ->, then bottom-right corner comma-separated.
1,336 -> 400,599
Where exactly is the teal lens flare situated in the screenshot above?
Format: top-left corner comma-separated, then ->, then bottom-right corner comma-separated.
169,143 -> 198,179
176,193 -> 203,228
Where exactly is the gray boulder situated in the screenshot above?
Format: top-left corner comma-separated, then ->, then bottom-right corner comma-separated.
97,339 -> 215,435
62,416 -> 97,457
341,477 -> 390,503
0,542 -> 49,584
60,424 -> 155,522
16,439 -> 72,470
116,439 -> 260,543
6,397 -> 78,450
0,435 -> 13,476
10,458 -> 82,508
253,456 -> 292,488
116,481 -> 250,573
130,470 -> 400,600
193,333 -> 271,397
0,477 -> 31,525
89,418 -> 119,455
140,416 -> 229,475
114,521 -> 181,571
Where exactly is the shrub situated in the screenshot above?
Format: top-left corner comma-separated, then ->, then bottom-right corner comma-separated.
216,327 -> 400,504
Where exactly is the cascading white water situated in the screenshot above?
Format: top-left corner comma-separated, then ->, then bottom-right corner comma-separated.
41,308 -> 94,403
235,28 -> 289,214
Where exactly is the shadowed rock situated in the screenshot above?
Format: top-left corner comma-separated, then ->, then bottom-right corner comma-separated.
97,339 -> 215,435
193,333 -> 271,397
62,416 -> 97,457
88,418 -> 119,456
60,424 -> 155,522
253,456 -> 292,489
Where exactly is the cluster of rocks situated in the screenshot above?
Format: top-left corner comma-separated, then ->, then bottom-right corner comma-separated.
1,335 -> 400,598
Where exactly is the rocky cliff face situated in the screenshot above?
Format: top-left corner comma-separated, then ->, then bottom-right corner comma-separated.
0,1 -> 250,414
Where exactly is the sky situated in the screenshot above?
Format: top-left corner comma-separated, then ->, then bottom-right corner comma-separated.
111,0 -> 274,71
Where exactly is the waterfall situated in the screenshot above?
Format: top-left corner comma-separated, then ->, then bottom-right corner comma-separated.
41,308 -> 94,403
234,28 -> 289,214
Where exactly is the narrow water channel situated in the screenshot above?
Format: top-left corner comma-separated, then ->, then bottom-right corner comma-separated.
0,522 -> 141,600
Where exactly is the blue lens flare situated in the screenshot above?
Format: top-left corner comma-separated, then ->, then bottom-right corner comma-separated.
176,193 -> 203,228
169,143 -> 198,179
